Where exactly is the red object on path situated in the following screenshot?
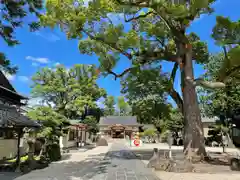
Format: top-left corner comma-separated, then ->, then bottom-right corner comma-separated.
133,139 -> 140,146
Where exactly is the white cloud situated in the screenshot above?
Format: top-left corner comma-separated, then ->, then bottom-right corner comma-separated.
26,56 -> 50,64
18,76 -> 29,82
34,31 -> 60,42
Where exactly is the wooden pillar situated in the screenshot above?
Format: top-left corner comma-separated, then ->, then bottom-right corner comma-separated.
16,128 -> 23,171
80,128 -> 83,147
76,126 -> 79,147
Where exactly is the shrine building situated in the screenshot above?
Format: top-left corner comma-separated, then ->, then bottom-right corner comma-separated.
98,116 -> 142,138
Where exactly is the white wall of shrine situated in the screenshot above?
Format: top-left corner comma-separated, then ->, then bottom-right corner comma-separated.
60,129 -> 90,149
0,138 -> 28,159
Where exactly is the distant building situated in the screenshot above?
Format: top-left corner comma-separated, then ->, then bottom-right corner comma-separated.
201,116 -> 218,137
231,111 -> 240,146
99,116 -> 141,138
60,120 -> 89,149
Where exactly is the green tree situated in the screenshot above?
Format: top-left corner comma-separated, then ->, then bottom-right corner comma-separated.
0,0 -> 43,74
27,106 -> 68,141
144,128 -> 157,136
121,66 -> 171,125
117,96 -> 131,116
31,64 -> 106,118
207,122 -> 229,152
198,52 -> 240,149
212,17 -> 240,81
40,0 -> 226,157
27,106 -> 68,160
162,108 -> 184,134
143,128 -> 157,142
81,116 -> 99,134
103,96 -> 116,116
198,53 -> 240,119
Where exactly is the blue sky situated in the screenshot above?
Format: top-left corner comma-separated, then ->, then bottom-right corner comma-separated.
1,0 -> 240,106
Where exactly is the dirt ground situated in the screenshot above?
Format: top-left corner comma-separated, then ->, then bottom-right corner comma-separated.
132,149 -> 240,174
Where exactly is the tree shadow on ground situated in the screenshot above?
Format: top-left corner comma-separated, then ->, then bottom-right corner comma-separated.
0,172 -> 22,180
65,144 -> 96,153
130,149 -> 232,165
130,149 -> 185,161
7,153 -> 112,180
129,149 -> 240,174
60,154 -> 72,161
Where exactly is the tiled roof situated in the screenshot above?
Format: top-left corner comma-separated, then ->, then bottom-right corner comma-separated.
0,71 -> 27,100
99,116 -> 139,126
0,71 -> 16,92
0,104 -> 40,127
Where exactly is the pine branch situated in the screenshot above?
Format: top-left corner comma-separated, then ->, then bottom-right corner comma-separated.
106,68 -> 133,80
82,30 -> 132,59
116,0 -> 149,7
186,77 -> 226,89
124,11 -> 154,22
82,29 -> 178,63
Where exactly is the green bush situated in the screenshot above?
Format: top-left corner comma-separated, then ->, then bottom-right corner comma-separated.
160,131 -> 169,143
46,143 -> 61,161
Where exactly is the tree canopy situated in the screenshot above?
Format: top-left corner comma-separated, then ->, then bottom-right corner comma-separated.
0,0 -> 43,74
198,53 -> 240,120
212,16 -> 240,81
40,0 -> 231,156
116,96 -> 131,116
27,106 -> 68,140
31,64 -> 106,119
103,95 -> 116,116
81,115 -> 99,134
121,66 -> 171,124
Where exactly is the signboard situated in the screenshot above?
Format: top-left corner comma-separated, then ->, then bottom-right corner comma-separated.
131,139 -> 142,147
134,139 -> 140,146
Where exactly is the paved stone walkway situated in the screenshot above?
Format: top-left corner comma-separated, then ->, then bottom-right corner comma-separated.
104,141 -> 159,180
0,141 -> 160,180
155,171 -> 240,180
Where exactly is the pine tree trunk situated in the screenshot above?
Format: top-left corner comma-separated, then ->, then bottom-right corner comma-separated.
182,45 -> 206,158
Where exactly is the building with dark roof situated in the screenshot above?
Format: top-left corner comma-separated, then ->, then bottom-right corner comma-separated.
0,70 -> 39,128
99,116 -> 141,138
0,70 -> 40,160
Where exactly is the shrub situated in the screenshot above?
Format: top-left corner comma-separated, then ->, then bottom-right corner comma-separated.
46,143 -> 61,161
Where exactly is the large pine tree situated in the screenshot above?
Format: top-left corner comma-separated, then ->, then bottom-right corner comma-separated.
40,0 -> 226,157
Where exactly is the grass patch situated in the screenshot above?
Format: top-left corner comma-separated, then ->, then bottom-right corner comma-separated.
7,155 -> 40,163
